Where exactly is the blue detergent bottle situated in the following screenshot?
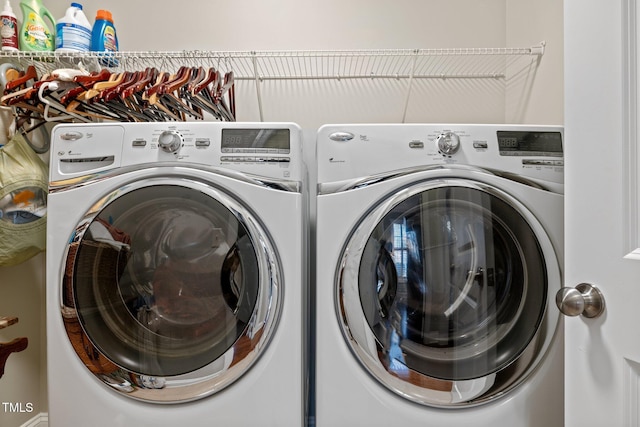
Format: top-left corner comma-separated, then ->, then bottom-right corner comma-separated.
90,9 -> 118,65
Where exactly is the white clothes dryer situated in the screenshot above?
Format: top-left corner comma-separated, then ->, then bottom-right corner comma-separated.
315,124 -> 563,426
46,122 -> 306,427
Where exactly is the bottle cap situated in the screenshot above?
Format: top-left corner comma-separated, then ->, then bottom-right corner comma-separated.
71,2 -> 83,9
95,9 -> 113,22
3,0 -> 13,14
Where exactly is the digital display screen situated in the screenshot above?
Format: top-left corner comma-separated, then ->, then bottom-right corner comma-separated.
221,129 -> 290,152
497,131 -> 563,156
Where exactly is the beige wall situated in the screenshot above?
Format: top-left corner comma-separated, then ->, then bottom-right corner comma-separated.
0,1 -> 563,425
506,0 -> 564,124
56,0 -> 513,128
89,0 -> 507,51
0,254 -> 46,427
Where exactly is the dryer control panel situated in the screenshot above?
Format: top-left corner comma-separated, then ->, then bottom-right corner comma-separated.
50,122 -> 304,183
317,123 -> 564,188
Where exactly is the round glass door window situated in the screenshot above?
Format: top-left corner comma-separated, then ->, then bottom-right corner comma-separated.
63,181 -> 280,400
338,182 -> 558,406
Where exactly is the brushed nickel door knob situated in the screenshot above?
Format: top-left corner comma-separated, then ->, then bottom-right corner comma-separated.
555,282 -> 605,318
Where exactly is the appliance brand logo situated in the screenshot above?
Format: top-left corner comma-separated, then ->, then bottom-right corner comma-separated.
59,131 -> 83,141
328,157 -> 345,163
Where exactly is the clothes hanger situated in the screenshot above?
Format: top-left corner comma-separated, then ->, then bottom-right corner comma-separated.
94,71 -> 147,121
55,70 -> 110,106
1,72 -> 59,108
74,68 -> 112,86
97,72 -> 154,122
65,98 -> 122,121
142,71 -> 183,121
187,68 -> 224,120
77,72 -> 125,102
224,71 -> 236,120
157,66 -> 190,95
99,71 -> 137,102
38,81 -> 92,123
186,66 -> 206,92
50,68 -> 91,82
151,67 -> 192,119
117,68 -> 161,121
214,71 -> 235,121
159,67 -> 203,120
0,61 -> 237,124
4,65 -> 37,92
142,71 -> 168,102
1,85 -> 37,107
0,64 -> 50,153
64,80 -> 125,121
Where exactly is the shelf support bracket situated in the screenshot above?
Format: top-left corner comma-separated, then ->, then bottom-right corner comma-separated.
251,52 -> 265,122
530,41 -> 546,56
401,49 -> 419,123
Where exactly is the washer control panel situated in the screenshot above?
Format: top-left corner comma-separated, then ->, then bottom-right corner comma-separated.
50,122 -> 303,182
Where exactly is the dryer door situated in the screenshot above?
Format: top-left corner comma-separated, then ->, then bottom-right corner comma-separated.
61,178 -> 282,403
337,179 -> 560,407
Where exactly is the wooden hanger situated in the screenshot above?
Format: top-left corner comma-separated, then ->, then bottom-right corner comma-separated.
0,317 -> 28,380
0,337 -> 28,379
187,68 -> 224,120
77,72 -> 125,102
99,71 -> 138,102
5,65 -> 37,92
160,67 -> 203,120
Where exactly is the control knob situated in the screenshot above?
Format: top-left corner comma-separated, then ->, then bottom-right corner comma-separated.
158,130 -> 183,153
436,131 -> 461,155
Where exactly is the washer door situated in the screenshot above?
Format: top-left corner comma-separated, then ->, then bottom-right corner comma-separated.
61,178 -> 282,403
337,179 -> 560,407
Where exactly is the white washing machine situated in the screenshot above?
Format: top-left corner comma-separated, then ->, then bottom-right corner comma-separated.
46,122 -> 306,427
315,124 -> 563,426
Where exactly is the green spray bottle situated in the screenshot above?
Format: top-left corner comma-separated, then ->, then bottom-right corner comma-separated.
19,0 -> 55,51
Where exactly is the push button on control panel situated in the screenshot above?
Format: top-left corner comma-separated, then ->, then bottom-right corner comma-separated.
522,159 -> 564,166
132,139 -> 147,147
473,141 -> 488,149
221,156 -> 290,163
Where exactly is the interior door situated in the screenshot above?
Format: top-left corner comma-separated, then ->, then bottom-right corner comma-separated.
564,0 -> 640,425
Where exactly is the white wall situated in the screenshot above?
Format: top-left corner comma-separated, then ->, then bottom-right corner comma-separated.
0,1 -> 563,425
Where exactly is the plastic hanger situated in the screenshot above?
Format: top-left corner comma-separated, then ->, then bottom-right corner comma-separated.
38,81 -> 92,123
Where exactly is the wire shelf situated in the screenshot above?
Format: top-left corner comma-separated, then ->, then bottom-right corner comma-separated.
0,43 -> 545,123
0,42 -> 545,81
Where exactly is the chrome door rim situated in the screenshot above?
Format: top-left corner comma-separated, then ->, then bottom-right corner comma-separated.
61,175 -> 283,403
335,177 -> 561,407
